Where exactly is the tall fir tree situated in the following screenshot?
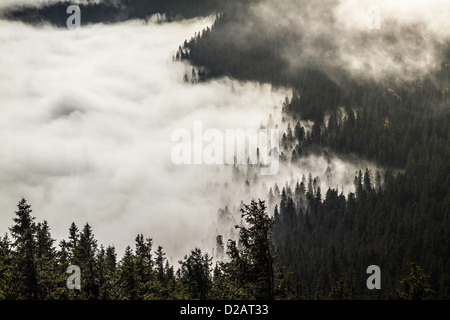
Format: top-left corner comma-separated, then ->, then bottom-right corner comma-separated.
35,221 -> 59,299
225,199 -> 276,300
178,247 -> 212,300
9,198 -> 39,299
119,246 -> 138,300
74,223 -> 99,299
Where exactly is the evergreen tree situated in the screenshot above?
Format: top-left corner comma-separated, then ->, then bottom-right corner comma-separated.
119,246 -> 139,300
328,278 -> 351,300
154,246 -> 166,285
9,198 -> 38,299
74,223 -> 99,299
225,199 -> 275,300
35,221 -> 59,299
363,168 -> 372,192
178,247 -> 212,300
135,234 -> 153,295
68,222 -> 79,262
0,235 -> 12,299
98,245 -> 120,300
294,121 -> 305,143
397,262 -> 435,300
216,235 -> 224,259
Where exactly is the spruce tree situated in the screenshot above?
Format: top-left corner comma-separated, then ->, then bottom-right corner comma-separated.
74,223 -> 99,299
178,247 -> 212,300
216,235 -> 224,259
397,262 -> 435,300
0,235 -> 12,299
226,199 -> 275,300
154,246 -> 166,285
135,234 -> 153,296
35,221 -> 59,299
98,245 -> 119,300
9,198 -> 39,299
119,246 -> 138,300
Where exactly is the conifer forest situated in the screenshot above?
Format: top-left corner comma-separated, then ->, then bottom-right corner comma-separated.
0,0 -> 449,302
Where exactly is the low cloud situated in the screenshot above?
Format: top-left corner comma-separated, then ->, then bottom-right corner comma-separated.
0,1 -> 401,262
0,17 -> 289,261
232,0 -> 450,82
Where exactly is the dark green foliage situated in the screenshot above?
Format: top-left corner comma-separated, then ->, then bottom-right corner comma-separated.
397,262 -> 435,300
256,50 -> 450,299
98,245 -> 120,299
0,235 -> 12,299
74,223 -> 100,299
215,235 -> 224,259
224,200 -> 276,300
271,166 -> 450,299
1,0 -> 450,300
9,198 -> 39,300
119,246 -> 139,300
35,221 -> 61,299
134,234 -> 153,296
177,248 -> 212,300
0,198 -> 279,300
1,176 -> 449,300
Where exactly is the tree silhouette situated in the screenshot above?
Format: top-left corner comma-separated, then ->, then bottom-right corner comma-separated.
397,262 -> 435,300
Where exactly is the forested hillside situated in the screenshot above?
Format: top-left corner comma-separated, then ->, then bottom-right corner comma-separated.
175,2 -> 450,299
1,0 -> 449,301
0,198 -> 285,300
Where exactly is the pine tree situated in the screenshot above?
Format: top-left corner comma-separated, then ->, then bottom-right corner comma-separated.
135,234 -> 153,296
363,168 -> 372,192
178,247 -> 212,300
74,223 -> 99,299
287,123 -> 294,141
0,235 -> 12,299
354,170 -> 364,198
99,245 -> 119,300
294,121 -> 305,143
35,221 -> 59,299
154,246 -> 166,285
68,222 -> 79,262
311,120 -> 322,145
397,262 -> 435,300
119,246 -> 139,300
307,173 -> 314,196
57,239 -> 77,299
328,278 -> 351,300
291,149 -> 298,163
225,199 -> 275,299
216,235 -> 224,259
9,198 -> 39,299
